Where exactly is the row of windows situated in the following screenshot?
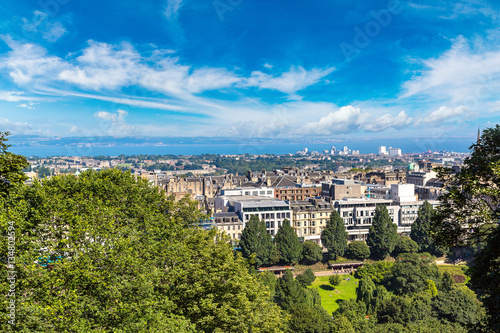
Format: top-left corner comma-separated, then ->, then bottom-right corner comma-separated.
244,213 -> 291,220
294,212 -> 330,219
294,220 -> 327,227
243,207 -> 289,212
295,227 -> 323,236
244,190 -> 273,195
220,225 -> 241,231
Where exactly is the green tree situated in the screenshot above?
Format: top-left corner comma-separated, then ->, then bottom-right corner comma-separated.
296,268 -> 316,287
0,169 -> 286,332
275,219 -> 303,264
384,256 -> 440,296
240,215 -> 277,267
355,261 -> 393,284
329,274 -> 341,287
286,304 -> 333,333
274,269 -> 309,310
37,165 -> 51,178
442,272 -> 453,291
0,132 -> 28,199
431,126 -> 500,331
331,315 -> 355,333
301,240 -> 323,265
356,277 -> 377,314
433,289 -> 486,328
321,211 -> 348,260
257,270 -> 278,300
366,205 -> 398,260
410,201 -> 445,255
345,241 -> 370,260
468,224 -> 500,331
391,236 -> 418,257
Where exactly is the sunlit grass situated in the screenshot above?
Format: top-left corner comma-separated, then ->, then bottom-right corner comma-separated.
309,274 -> 359,314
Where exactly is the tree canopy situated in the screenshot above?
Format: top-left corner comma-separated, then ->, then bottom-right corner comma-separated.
301,240 -> 323,265
366,205 -> 398,260
0,132 -> 28,199
0,169 -> 286,332
274,219 -> 302,265
240,215 -> 278,267
431,125 -> 500,330
321,211 -> 348,260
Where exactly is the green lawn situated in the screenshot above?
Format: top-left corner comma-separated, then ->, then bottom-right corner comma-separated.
309,274 -> 359,314
437,265 -> 470,285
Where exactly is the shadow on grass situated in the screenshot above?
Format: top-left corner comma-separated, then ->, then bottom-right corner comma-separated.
319,284 -> 334,291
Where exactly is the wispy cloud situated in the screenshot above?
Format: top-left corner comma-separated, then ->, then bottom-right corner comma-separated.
402,36 -> 500,107
244,66 -> 335,95
21,11 -> 68,42
0,118 -> 36,134
94,109 -> 138,137
164,0 -> 184,20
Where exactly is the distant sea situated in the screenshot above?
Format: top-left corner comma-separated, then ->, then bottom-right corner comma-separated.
10,137 -> 475,157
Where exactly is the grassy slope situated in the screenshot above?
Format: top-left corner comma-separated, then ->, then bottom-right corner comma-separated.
309,274 -> 359,314
437,264 -> 470,285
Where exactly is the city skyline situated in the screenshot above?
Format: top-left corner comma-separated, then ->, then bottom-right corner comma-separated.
1,0 -> 499,142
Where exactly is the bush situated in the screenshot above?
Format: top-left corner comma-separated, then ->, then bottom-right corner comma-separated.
329,275 -> 341,287
296,268 -> 316,287
301,240 -> 323,265
345,241 -> 370,260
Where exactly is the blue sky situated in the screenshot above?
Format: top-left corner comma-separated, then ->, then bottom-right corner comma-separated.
0,0 -> 499,141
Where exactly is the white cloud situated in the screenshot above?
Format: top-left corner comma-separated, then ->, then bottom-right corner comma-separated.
59,41 -> 141,90
416,106 -> 470,125
244,66 -> 334,94
0,36 -> 67,85
22,11 -> 67,42
0,118 -> 34,134
0,91 -> 25,102
301,106 -> 367,135
402,36 -> 500,105
17,102 -> 38,109
300,106 -> 415,135
164,0 -> 184,20
364,111 -> 412,132
94,109 -> 137,137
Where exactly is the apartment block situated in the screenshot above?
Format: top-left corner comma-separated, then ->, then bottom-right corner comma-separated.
290,198 -> 333,246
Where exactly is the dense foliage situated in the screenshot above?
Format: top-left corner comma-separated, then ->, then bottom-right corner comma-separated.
240,215 -> 278,267
366,205 -> 398,260
301,240 -> 323,264
0,167 -> 286,332
345,241 -> 370,260
274,220 -> 303,265
410,201 -> 445,256
432,126 -> 500,331
337,256 -> 486,332
321,211 -> 348,260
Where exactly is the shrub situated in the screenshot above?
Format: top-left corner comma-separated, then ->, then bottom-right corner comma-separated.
329,275 -> 341,287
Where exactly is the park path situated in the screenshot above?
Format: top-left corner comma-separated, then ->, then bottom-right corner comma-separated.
313,270 -> 356,277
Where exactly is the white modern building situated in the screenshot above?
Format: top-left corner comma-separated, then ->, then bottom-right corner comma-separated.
388,147 -> 402,156
334,198 -> 400,241
220,187 -> 275,198
379,146 -> 388,155
214,196 -> 292,236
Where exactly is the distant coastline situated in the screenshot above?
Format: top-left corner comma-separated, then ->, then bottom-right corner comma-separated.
9,137 -> 475,157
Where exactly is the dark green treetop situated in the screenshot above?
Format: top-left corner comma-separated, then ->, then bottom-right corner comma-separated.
366,205 -> 398,260
274,219 -> 302,265
301,240 -> 323,265
240,215 -> 277,267
321,210 -> 348,260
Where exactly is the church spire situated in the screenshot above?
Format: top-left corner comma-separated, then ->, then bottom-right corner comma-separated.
477,128 -> 481,143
